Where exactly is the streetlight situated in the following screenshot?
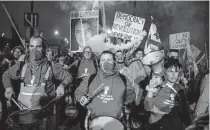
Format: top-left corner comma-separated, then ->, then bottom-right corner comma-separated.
54,30 -> 59,36
2,33 -> 5,37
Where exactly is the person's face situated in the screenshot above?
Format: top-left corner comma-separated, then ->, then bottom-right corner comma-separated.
29,38 -> 43,60
46,50 -> 54,61
165,66 -> 181,83
115,52 -> 124,63
59,56 -> 65,65
75,22 -> 93,49
13,48 -> 22,59
100,53 -> 114,72
83,48 -> 92,60
169,52 -> 179,59
135,50 -> 143,60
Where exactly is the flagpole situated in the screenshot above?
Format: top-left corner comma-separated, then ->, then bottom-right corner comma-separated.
205,41 -> 209,68
2,4 -> 25,48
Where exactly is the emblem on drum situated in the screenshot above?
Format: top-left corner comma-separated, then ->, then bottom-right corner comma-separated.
98,86 -> 113,103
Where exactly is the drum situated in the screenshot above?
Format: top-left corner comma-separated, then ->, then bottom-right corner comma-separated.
88,116 -> 124,130
7,110 -> 48,130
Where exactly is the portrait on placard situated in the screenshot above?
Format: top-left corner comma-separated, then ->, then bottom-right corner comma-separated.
70,10 -> 99,52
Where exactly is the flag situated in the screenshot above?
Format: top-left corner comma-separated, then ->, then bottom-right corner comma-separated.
190,45 -> 201,61
186,41 -> 199,79
144,20 -> 163,55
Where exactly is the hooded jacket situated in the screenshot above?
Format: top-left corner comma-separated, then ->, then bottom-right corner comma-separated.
75,69 -> 135,119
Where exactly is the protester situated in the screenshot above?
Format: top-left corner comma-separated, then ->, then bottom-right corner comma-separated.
75,50 -> 135,130
69,46 -> 98,84
115,50 -> 131,79
193,73 -> 209,117
2,36 -> 73,129
168,49 -> 179,59
144,58 -> 191,130
9,46 -> 24,67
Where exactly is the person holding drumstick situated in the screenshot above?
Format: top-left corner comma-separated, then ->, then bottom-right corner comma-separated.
3,36 -> 73,129
75,50 -> 135,130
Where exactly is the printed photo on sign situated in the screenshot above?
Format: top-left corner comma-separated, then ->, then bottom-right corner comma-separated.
111,11 -> 146,41
70,10 -> 99,52
169,32 -> 190,50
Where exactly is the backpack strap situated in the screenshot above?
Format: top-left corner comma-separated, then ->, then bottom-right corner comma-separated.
20,63 -> 27,87
76,60 -> 81,73
87,73 -> 97,87
119,73 -> 127,86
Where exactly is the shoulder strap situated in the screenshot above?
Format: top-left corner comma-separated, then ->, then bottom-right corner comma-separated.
88,73 -> 97,87
76,60 -> 81,72
93,59 -> 98,71
119,73 -> 127,86
21,63 -> 27,79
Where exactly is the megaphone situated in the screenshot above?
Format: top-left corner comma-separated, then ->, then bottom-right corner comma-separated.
142,50 -> 165,75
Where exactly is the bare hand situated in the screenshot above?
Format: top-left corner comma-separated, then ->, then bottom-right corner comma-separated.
56,85 -> 64,99
80,96 -> 90,106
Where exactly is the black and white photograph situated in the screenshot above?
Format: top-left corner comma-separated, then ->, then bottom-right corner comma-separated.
0,1 -> 209,130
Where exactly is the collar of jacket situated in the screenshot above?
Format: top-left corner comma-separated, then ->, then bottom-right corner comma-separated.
98,69 -> 119,79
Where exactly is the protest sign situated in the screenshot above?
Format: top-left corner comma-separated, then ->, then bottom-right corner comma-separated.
111,11 -> 146,41
70,10 -> 99,51
169,32 -> 190,49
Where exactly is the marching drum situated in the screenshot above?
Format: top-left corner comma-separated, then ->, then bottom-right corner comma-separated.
7,110 -> 48,130
88,116 -> 124,130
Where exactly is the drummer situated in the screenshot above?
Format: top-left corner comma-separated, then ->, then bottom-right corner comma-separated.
2,36 -> 73,128
75,50 -> 135,130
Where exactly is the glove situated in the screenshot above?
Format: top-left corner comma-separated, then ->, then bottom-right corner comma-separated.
56,85 -> 64,98
5,87 -> 14,100
80,96 -> 90,106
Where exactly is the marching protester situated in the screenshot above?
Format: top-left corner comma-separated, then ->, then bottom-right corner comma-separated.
115,50 -> 131,79
144,58 -> 191,130
9,46 -> 24,67
75,50 -> 136,130
69,46 -> 99,86
2,36 -> 73,129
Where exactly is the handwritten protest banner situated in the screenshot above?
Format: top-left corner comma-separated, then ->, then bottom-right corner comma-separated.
111,11 -> 146,41
169,32 -> 190,49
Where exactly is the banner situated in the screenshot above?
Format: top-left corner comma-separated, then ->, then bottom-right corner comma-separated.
169,32 -> 190,49
111,11 -> 146,41
70,10 -> 99,51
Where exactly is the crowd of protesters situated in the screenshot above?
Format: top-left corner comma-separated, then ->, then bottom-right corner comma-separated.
0,36 -> 209,130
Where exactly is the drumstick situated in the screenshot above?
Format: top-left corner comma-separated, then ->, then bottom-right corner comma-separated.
41,97 -> 57,111
89,83 -> 104,98
11,98 -> 23,111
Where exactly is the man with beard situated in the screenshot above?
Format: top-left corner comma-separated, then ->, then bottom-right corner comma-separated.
3,36 -> 73,129
75,50 -> 135,130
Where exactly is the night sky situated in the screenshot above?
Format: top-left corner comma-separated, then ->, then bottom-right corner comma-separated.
0,1 -> 209,52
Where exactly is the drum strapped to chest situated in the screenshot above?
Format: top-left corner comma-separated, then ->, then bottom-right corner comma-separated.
18,63 -> 52,109
88,116 -> 125,130
7,109 -> 48,130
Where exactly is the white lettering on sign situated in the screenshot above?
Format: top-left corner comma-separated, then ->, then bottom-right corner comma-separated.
70,10 -> 99,19
24,13 -> 39,27
169,32 -> 190,50
111,11 -> 146,41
